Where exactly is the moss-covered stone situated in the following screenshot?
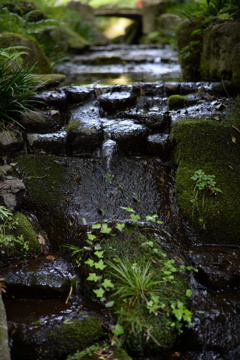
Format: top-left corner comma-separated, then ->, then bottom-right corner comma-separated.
167,94 -> 187,109
0,32 -> 52,74
200,21 -> 240,82
177,20 -> 203,81
31,74 -> 66,89
67,344 -> 132,360
15,154 -> 69,249
34,23 -> 89,59
16,154 -> 66,211
12,212 -> 39,253
171,117 -> 240,244
82,224 -> 189,354
49,316 -> 105,359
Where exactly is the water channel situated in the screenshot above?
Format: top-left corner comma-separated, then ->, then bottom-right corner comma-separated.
3,43 -> 240,360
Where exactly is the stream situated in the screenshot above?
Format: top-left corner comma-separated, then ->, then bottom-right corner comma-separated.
2,43 -> 240,360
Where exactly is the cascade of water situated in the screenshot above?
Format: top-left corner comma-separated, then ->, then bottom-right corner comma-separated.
101,139 -> 118,171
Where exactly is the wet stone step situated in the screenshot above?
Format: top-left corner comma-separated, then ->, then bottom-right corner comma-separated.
3,256 -> 73,298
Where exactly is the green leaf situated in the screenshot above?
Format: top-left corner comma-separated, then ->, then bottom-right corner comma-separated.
186,289 -> 192,297
105,300 -> 115,308
87,233 -> 96,241
182,309 -> 192,323
102,278 -> 114,289
94,259 -> 106,270
100,223 -> 112,234
120,206 -> 135,212
130,214 -> 140,222
93,288 -> 105,298
112,323 -> 124,336
85,258 -> 95,267
94,243 -> 102,250
94,250 -> 104,258
87,273 -> 99,282
115,223 -> 125,232
92,223 -> 101,229
146,214 -> 158,222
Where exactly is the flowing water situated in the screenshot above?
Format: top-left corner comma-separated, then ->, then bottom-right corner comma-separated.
54,44 -> 182,86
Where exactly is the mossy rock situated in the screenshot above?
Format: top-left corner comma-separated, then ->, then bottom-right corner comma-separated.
15,154 -> 69,249
200,21 -> 240,82
0,1 -> 45,20
12,212 -> 39,253
31,74 -> 66,89
82,224 -> 189,354
34,23 -> 89,59
176,19 -> 204,81
167,95 -> 187,110
67,345 -> 132,360
49,316 -> 105,359
0,32 -> 52,74
171,117 -> 240,244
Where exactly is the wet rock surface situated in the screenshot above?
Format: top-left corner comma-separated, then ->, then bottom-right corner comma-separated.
3,256 -> 73,298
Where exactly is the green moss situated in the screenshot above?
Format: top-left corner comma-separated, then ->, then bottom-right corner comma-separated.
171,117 -> 240,243
16,154 -> 66,211
67,344 -> 132,360
31,74 -> 66,89
67,120 -> 81,134
49,316 -> 105,359
84,225 -> 189,353
177,20 -> 204,81
12,212 -> 39,253
167,95 -> 187,110
0,32 -> 52,74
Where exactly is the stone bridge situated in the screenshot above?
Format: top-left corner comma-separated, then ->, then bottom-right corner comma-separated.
94,8 -> 142,21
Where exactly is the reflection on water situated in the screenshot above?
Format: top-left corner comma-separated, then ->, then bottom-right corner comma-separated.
54,44 -> 182,86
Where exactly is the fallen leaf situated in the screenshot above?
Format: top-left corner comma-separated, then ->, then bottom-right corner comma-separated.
231,134 -> 237,144
45,255 -> 55,260
232,125 -> 240,134
37,234 -> 45,245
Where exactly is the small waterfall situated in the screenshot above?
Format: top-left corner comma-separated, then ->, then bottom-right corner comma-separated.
101,139 -> 118,171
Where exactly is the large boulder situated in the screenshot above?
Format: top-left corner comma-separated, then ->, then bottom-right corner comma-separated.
0,32 -> 52,74
171,115 -> 240,245
177,19 -> 240,84
200,21 -> 240,83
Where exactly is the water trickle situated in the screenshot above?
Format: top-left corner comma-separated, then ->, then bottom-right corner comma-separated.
101,139 -> 118,171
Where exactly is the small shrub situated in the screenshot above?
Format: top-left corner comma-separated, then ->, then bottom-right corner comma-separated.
0,47 -> 43,130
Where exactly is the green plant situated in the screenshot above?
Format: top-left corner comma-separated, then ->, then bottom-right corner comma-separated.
67,209 -> 195,351
190,169 -> 222,211
0,47 -> 43,130
0,206 -> 30,256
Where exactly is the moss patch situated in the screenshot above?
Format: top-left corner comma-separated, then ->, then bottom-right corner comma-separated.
0,32 -> 52,74
167,95 -> 187,110
15,154 -> 69,249
49,316 -> 105,359
16,154 -> 66,211
13,212 -> 39,253
82,225 -> 189,353
67,345 -> 132,360
171,117 -> 240,243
